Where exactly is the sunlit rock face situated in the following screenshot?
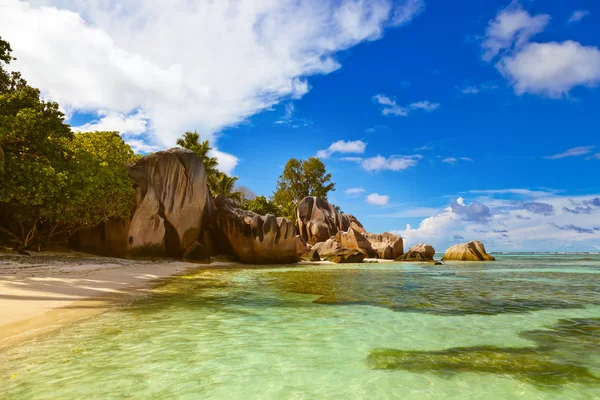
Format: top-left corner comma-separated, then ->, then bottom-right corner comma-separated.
297,196 -> 365,245
211,195 -> 298,264
364,232 -> 404,259
312,238 -> 366,263
71,148 -> 211,260
334,228 -> 375,257
396,243 -> 435,262
442,241 -> 495,261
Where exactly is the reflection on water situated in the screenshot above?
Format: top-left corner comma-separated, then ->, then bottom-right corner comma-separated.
2,255 -> 600,399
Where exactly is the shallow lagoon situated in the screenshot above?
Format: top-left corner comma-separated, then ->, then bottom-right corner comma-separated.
2,254 -> 600,399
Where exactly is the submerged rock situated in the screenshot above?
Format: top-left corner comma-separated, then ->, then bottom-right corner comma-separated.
71,148 -> 211,260
396,243 -> 435,262
297,196 -> 365,244
364,232 -> 404,259
442,240 -> 495,261
312,238 -> 366,263
211,195 -> 298,264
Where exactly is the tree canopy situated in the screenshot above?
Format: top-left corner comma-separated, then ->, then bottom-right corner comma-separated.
0,36 -> 136,250
272,157 -> 335,219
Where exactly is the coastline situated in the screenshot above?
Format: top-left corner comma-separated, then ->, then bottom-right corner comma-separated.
0,252 -> 242,351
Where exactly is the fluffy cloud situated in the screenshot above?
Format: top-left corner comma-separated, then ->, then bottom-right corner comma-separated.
567,10 -> 590,24
345,187 -> 366,197
366,193 -> 390,206
482,4 -> 600,98
498,41 -> 600,98
396,191 -> 600,251
481,4 -> 549,61
373,94 -> 439,116
1,0 -> 424,170
317,140 -> 367,158
359,155 -> 422,172
545,146 -> 596,159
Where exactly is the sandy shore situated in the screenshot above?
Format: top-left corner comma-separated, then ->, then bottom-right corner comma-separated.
0,252 -> 236,350
0,252 -> 393,350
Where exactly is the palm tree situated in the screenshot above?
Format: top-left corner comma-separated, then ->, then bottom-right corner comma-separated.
176,131 -> 220,192
214,172 -> 243,204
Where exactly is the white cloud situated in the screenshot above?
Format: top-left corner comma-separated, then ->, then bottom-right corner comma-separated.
1,0 -> 424,173
442,157 -> 457,164
481,4 -> 600,98
74,109 -> 149,136
209,149 -> 239,176
567,10 -> 590,24
498,41 -> 600,98
317,140 -> 367,158
373,94 -> 439,116
442,157 -> 473,165
460,83 -> 499,95
481,4 -> 549,61
344,187 -> 366,197
545,145 -> 596,159
125,140 -> 161,154
360,154 -> 422,172
396,193 -> 600,252
366,193 -> 390,206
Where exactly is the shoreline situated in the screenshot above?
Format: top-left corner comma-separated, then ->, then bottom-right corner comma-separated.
0,252 -> 396,351
0,252 -> 244,351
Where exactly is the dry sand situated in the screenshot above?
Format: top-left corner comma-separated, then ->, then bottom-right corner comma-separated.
0,251 -> 233,350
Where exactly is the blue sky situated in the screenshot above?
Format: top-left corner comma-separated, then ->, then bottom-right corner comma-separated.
3,0 -> 599,251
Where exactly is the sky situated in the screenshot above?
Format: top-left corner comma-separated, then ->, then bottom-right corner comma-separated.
2,0 -> 599,252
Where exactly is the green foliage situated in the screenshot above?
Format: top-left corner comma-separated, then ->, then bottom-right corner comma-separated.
176,131 -> 220,193
240,196 -> 282,216
213,172 -> 243,203
0,36 -> 135,249
272,157 -> 335,220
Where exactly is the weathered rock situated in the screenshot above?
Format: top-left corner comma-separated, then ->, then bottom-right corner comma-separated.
300,249 -> 321,262
297,196 -> 366,244
211,195 -> 298,264
442,241 -> 495,261
71,148 -> 210,259
334,228 -> 375,257
296,235 -> 310,257
312,238 -> 366,263
364,232 -> 404,259
396,243 -> 435,262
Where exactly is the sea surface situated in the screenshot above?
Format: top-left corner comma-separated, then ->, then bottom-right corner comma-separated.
2,254 -> 600,399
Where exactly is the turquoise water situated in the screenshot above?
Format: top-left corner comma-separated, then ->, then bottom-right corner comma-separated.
2,254 -> 600,399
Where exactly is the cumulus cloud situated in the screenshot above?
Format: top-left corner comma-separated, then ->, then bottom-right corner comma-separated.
481,4 -> 550,61
481,4 -> 600,98
498,41 -> 600,98
396,192 -> 600,251
317,140 -> 367,158
567,10 -> 590,24
345,187 -> 366,197
545,146 -> 596,159
366,193 -> 390,206
1,0 -> 425,171
359,155 -> 422,172
74,109 -> 149,136
373,94 -> 439,116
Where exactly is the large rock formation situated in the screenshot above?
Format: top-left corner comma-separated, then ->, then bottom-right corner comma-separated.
396,243 -> 435,261
334,228 -> 374,257
297,196 -> 365,244
442,241 -> 495,261
364,232 -> 404,259
71,148 -> 211,259
211,195 -> 298,264
312,239 -> 366,263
